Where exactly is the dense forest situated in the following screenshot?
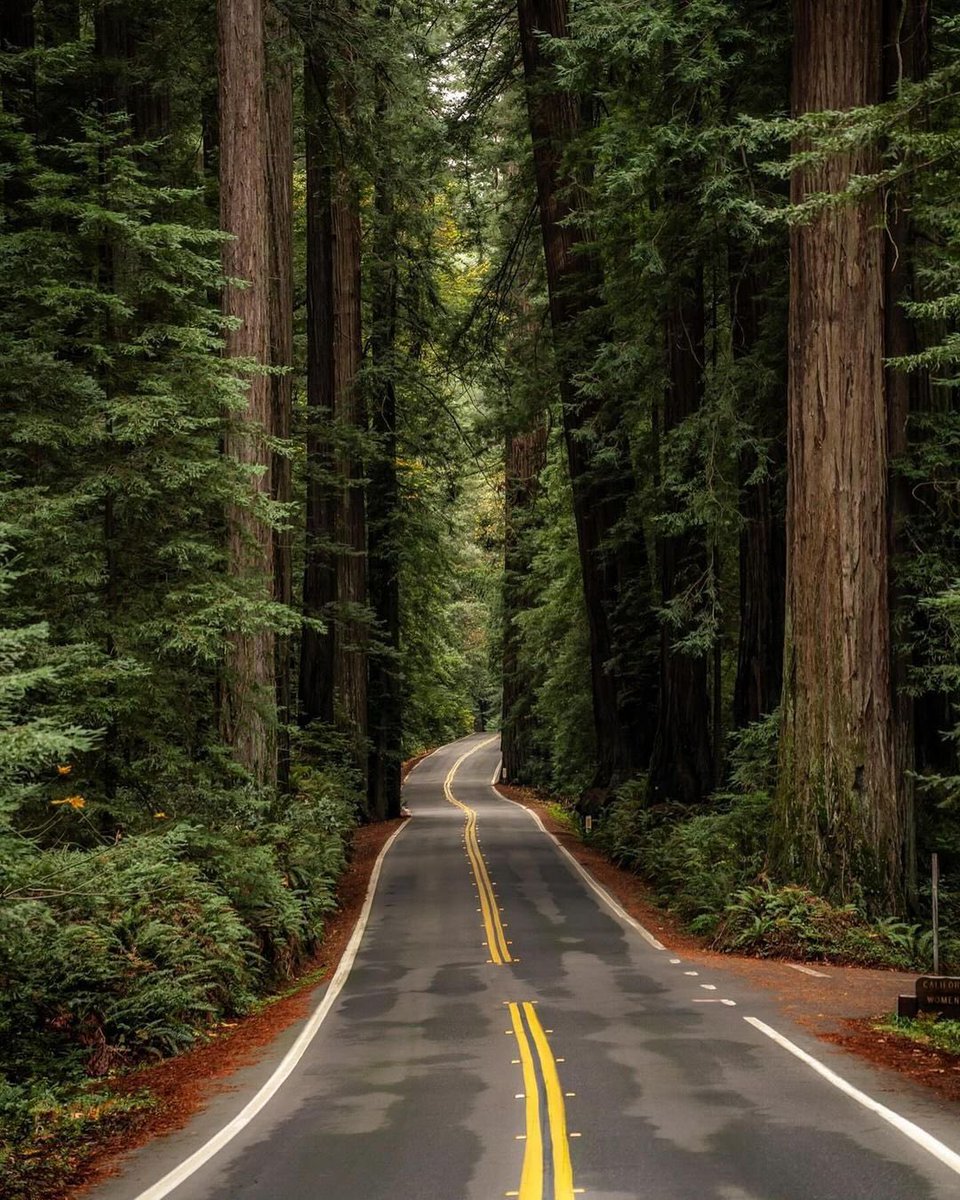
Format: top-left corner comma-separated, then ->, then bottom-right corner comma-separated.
5,0 -> 960,1188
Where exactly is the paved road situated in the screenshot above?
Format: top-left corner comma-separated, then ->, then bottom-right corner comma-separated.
94,734 -> 960,1200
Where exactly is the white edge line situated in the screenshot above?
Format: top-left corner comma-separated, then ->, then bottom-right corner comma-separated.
403,744 -> 440,780
744,1016 -> 960,1176
491,756 -> 503,786
491,778 -> 666,951
787,962 -> 830,978
132,819 -> 410,1200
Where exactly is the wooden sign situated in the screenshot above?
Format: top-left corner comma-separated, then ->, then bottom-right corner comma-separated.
916,976 -> 960,1017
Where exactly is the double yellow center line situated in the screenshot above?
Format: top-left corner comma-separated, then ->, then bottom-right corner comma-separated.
443,737 -> 513,964
508,1002 -> 575,1200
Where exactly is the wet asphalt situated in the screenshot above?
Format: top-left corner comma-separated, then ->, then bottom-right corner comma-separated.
89,733 -> 960,1200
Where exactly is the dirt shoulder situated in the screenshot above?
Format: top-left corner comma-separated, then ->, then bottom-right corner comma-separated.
497,781 -> 960,1106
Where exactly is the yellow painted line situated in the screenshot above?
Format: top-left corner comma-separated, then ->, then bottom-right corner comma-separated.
509,1003 -> 544,1200
524,1002 -> 575,1200
444,737 -> 512,963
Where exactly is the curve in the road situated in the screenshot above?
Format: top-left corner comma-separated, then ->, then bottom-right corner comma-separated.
443,736 -> 513,964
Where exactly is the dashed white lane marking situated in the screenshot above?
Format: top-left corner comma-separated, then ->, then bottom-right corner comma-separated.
493,765 -> 666,951
745,1017 -> 960,1177
669,958 -> 682,964
127,819 -> 410,1200
684,971 -> 698,976
699,984 -> 717,991
787,963 -> 830,978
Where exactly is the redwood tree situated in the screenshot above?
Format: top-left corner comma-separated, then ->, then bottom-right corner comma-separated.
772,0 -> 905,913
266,3 -> 294,788
218,0 -> 277,784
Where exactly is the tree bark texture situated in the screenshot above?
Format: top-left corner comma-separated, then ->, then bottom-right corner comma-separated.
331,165 -> 368,771
218,0 -> 277,784
300,49 -> 337,729
266,4 -> 294,789
367,104 -> 403,821
502,421 -> 548,783
649,276 -> 714,804
517,0 -> 657,790
773,0 -> 904,913
883,0 -> 929,906
300,39 -> 368,784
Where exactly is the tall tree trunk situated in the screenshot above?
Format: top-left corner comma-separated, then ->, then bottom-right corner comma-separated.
517,0 -> 656,790
772,0 -> 903,914
732,262 -> 786,727
300,48 -> 337,730
300,35 -> 368,793
649,275 -> 713,803
266,4 -> 294,790
502,419 -> 548,783
367,174 -> 402,821
884,0 -> 930,909
218,0 -> 276,785
331,151 -> 368,779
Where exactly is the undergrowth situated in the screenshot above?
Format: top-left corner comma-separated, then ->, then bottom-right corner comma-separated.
591,714 -> 956,971
878,1015 -> 960,1057
0,765 -> 356,1199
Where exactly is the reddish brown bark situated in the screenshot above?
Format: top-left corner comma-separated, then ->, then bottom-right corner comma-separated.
367,64 -> 402,820
773,0 -> 904,913
266,4 -> 294,789
301,47 -> 337,732
331,155 -> 368,770
218,0 -> 276,784
300,37 -> 368,786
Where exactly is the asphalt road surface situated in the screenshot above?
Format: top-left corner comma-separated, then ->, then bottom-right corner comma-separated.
92,733 -> 960,1200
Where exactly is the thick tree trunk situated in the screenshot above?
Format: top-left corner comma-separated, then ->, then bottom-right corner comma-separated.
884,0 -> 929,908
367,178 -> 402,821
502,421 -> 548,783
517,0 -> 656,790
772,0 -> 904,914
217,0 -> 276,785
732,263 -> 786,727
649,276 -> 713,804
300,49 -> 337,729
331,113 -> 367,776
266,4 -> 294,790
300,38 -> 368,789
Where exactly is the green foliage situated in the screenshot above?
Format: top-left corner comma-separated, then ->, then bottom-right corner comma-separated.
594,715 -> 777,928
713,883 -> 959,970
880,1014 -> 960,1058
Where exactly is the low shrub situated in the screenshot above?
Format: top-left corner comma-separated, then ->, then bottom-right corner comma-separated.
0,764 -> 357,1192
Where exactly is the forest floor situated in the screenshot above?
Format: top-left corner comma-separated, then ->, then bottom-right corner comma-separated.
53,762 -> 959,1200
496,782 -> 960,1108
